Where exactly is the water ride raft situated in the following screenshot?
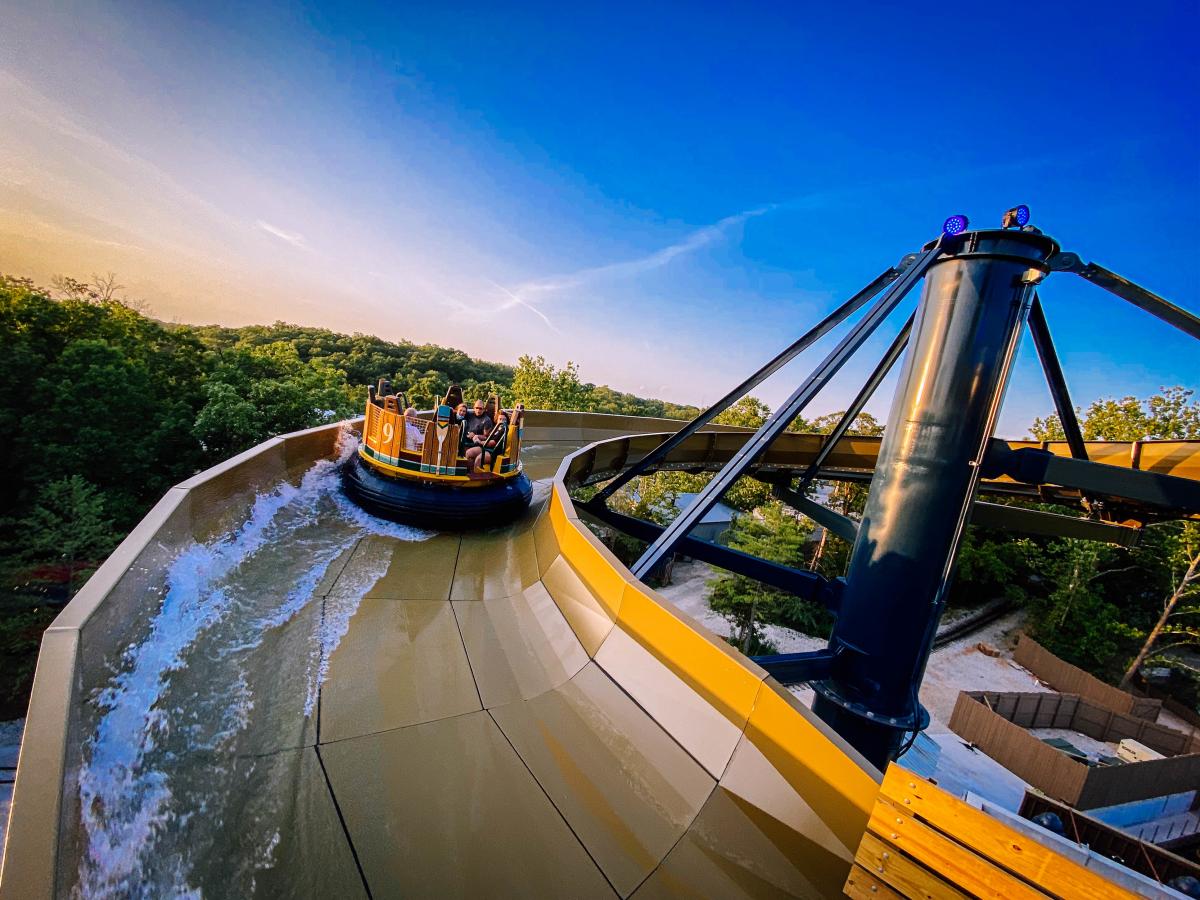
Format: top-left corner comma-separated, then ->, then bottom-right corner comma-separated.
342,385 -> 533,530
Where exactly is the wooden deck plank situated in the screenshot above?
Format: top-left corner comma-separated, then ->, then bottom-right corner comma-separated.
854,832 -> 967,900
879,767 -> 1137,899
843,862 -> 905,899
868,798 -> 1043,900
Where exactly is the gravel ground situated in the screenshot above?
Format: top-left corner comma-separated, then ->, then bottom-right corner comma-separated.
653,559 -> 826,653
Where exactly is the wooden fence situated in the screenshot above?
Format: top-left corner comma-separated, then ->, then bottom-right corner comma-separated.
1014,635 -> 1162,720
975,690 -> 1200,756
949,692 -> 1200,809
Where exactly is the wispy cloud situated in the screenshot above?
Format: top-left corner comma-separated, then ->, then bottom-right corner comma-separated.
450,204 -> 772,331
256,220 -> 308,249
516,205 -> 772,298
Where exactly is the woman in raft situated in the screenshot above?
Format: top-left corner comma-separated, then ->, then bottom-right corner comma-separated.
464,409 -> 509,476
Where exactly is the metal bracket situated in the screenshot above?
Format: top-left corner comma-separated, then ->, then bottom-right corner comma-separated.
752,649 -> 837,684
1049,252 -> 1200,341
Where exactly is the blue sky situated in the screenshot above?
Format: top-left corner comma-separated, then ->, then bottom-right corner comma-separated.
1,0 -> 1196,434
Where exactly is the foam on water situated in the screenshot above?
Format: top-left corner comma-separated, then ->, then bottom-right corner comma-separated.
74,433 -> 429,898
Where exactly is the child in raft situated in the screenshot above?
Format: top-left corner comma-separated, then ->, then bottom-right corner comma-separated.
465,410 -> 509,475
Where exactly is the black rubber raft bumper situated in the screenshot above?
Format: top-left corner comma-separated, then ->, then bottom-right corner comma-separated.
341,453 -> 533,531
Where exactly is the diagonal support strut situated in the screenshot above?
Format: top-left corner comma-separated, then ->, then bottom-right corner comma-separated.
1050,252 -> 1200,341
630,242 -> 943,579
795,311 -> 914,488
1028,293 -> 1088,461
591,265 -> 905,505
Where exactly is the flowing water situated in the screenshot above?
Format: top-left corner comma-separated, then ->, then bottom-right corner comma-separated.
72,437 -> 428,898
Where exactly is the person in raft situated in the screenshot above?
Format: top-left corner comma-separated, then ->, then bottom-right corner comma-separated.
403,407 -> 425,452
462,399 -> 493,446
465,410 -> 509,475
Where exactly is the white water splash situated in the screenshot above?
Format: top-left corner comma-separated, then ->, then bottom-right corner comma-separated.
75,434 -> 428,898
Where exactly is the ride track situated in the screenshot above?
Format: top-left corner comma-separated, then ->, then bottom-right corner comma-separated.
5,413 -> 1198,898
6,216 -> 1200,898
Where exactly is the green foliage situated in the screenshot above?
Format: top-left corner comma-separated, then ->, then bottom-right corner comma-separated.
510,354 -> 593,411
713,396 -> 770,428
708,502 -> 832,651
1030,386 -> 1200,441
0,274 -> 711,716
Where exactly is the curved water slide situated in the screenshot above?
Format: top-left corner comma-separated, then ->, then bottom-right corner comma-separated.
4,412 -> 1198,897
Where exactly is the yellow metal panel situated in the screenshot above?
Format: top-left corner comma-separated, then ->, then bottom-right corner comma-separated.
1138,439 -> 1200,480
319,711 -> 614,896
490,663 -> 714,897
532,500 -> 562,576
549,490 -> 627,619
742,681 -> 879,854
453,582 -> 589,708
613,582 -> 764,727
594,625 -> 743,779
318,599 -> 481,743
719,732 -> 857,867
540,556 -> 615,656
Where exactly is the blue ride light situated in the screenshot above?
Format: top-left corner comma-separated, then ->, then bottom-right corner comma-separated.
1002,204 -> 1031,228
942,214 -> 969,236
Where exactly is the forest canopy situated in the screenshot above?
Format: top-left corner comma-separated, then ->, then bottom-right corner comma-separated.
0,275 -> 704,712
1,273 -> 1197,718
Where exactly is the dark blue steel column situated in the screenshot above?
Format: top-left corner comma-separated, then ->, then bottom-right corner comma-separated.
812,229 -> 1059,770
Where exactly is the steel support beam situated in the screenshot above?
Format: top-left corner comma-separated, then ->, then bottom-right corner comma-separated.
773,486 -> 859,543
579,502 -> 837,605
593,266 -> 904,505
983,441 -> 1200,512
795,313 -> 914,487
630,243 -> 943,580
811,229 -> 1059,769
1028,294 -> 1088,461
751,649 -> 837,684
1050,252 -> 1200,341
969,501 -> 1140,546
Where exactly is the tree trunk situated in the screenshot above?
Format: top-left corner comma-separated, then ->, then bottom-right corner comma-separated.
1120,550 -> 1200,690
742,600 -> 756,655
809,528 -> 827,571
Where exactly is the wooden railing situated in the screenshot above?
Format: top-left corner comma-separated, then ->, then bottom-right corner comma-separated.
844,766 -> 1137,898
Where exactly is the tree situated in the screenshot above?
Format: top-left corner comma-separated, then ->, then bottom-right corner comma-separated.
712,396 -> 770,429
1120,523 -> 1200,689
1031,386 -> 1200,441
510,355 -> 593,411
803,411 -> 883,576
707,502 -> 827,653
1025,387 -> 1200,684
16,476 -> 119,596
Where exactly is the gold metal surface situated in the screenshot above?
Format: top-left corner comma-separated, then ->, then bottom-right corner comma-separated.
450,523 -> 541,601
490,663 -> 715,896
320,711 -> 615,898
319,599 -> 482,743
350,533 -> 461,601
453,582 -> 589,708
8,410 -> 1150,898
